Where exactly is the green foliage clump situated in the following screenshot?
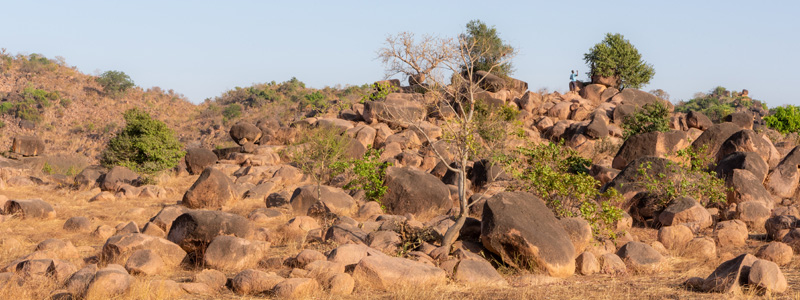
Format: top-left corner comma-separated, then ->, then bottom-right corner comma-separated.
621,102 -> 670,139
96,70 -> 135,98
102,108 -> 185,174
222,103 -> 243,122
500,141 -> 624,238
42,162 -> 54,174
19,53 -> 56,74
360,81 -> 398,103
332,148 -> 391,207
584,33 -> 655,89
674,86 -> 761,123
764,105 -> 800,134
0,86 -> 60,123
636,145 -> 729,209
461,19 -> 514,77
300,91 -> 328,111
0,102 -> 12,114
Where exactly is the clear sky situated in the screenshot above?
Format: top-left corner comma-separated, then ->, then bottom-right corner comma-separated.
2,1 -> 797,106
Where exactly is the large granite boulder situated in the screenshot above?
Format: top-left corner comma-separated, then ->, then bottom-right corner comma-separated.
481,192 -> 575,277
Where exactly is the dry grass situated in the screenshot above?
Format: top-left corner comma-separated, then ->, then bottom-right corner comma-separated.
4,179 -> 800,300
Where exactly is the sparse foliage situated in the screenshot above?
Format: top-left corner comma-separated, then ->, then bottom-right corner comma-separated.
332,147 -> 392,208
584,33 -> 654,89
380,26 -> 516,253
290,126 -> 350,187
500,141 -> 624,238
378,32 -> 454,84
634,145 -> 728,211
102,108 -> 185,174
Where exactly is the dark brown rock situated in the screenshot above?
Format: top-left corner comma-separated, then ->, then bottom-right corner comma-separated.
3,199 -> 55,219
11,135 -> 45,156
182,167 -> 234,209
481,192 -> 575,277
289,185 -> 357,218
166,210 -> 252,253
184,148 -> 218,175
100,166 -> 140,191
616,241 -> 665,272
203,235 -> 269,271
686,111 -> 712,130
230,123 -> 262,146
383,166 -> 452,216
700,254 -> 757,293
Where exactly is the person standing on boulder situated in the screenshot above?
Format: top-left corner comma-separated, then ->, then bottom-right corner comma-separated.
569,70 -> 579,91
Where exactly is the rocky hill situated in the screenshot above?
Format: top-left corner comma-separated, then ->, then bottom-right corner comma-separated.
1,51 -> 800,299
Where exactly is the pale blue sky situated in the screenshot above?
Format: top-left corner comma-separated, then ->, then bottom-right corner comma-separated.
2,1 -> 797,106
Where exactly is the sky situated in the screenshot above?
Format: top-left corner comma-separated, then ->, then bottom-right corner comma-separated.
1,1 -> 798,106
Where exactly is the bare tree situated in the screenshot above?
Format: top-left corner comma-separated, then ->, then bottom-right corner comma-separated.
380,31 -> 516,256
377,32 -> 454,86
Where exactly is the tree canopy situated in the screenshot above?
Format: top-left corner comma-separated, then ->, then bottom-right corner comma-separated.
584,33 -> 654,90
461,19 -> 515,77
96,70 -> 135,98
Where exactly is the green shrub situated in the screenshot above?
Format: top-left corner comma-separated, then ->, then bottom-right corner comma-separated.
584,33 -> 655,89
674,86 -> 760,123
42,162 -> 54,174
102,108 -> 185,174
300,91 -> 328,111
0,102 -> 12,114
331,148 -> 391,208
222,103 -> 243,122
635,145 -> 728,209
360,81 -> 398,103
498,105 -> 520,121
60,98 -> 72,108
19,53 -> 56,74
621,102 -> 670,139
500,141 -> 624,238
764,105 -> 800,134
22,86 -> 58,108
96,70 -> 135,98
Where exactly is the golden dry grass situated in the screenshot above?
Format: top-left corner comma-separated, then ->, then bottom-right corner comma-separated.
3,179 -> 800,300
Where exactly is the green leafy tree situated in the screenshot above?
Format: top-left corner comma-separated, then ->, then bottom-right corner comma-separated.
461,19 -> 515,77
222,103 -> 242,122
622,102 -> 670,139
96,70 -> 135,98
765,105 -> 800,134
102,108 -> 185,174
584,33 -> 655,90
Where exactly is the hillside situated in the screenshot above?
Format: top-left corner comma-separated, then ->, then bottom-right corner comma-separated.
2,50 -> 800,299
0,52 -> 197,162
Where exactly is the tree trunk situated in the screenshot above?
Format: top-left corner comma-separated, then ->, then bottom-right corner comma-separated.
439,160 -> 469,252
